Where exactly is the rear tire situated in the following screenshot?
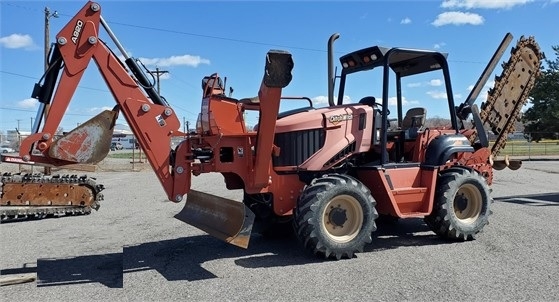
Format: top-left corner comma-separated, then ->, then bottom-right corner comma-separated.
424,168 -> 492,241
293,174 -> 377,259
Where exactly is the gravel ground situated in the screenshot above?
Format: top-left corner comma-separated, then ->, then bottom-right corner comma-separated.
1,158 -> 558,301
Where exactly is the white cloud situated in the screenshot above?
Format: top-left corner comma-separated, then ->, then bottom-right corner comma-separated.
400,17 -> 412,24
434,42 -> 446,49
158,73 -> 171,80
441,0 -> 533,9
89,106 -> 114,112
389,96 -> 410,106
0,34 -> 34,49
427,90 -> 448,99
139,54 -> 210,67
429,79 -> 443,86
18,98 -> 38,109
432,11 -> 484,26
454,93 -> 463,100
407,82 -> 422,88
312,95 -> 352,105
312,96 -> 328,105
467,80 -> 495,91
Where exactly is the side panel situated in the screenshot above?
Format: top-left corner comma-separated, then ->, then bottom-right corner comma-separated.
269,172 -> 306,216
201,96 -> 247,135
298,105 -> 373,171
357,166 -> 438,218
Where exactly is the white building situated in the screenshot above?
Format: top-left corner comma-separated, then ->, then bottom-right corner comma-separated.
111,129 -> 137,149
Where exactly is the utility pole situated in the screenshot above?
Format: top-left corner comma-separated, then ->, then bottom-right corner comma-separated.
148,67 -> 169,94
43,7 -> 57,176
44,7 -> 59,71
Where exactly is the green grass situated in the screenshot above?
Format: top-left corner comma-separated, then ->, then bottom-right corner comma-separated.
496,140 -> 559,156
107,152 -> 144,159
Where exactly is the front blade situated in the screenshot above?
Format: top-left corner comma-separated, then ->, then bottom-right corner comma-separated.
174,190 -> 255,249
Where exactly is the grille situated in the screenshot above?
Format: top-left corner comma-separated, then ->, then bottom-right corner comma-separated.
272,128 -> 325,167
323,141 -> 356,167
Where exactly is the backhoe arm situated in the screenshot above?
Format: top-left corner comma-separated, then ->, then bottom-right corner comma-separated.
1,1 -> 187,223
10,1 -> 184,202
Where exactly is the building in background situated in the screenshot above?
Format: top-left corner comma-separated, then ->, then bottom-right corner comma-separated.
111,129 -> 137,149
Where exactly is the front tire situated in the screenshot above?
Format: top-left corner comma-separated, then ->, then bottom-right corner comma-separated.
425,168 -> 492,241
293,174 -> 377,259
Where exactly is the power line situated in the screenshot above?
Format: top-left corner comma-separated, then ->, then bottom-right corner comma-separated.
2,2 -> 486,63
0,106 -> 95,117
1,69 -> 199,118
148,68 -> 169,94
0,70 -> 111,93
109,21 -> 328,53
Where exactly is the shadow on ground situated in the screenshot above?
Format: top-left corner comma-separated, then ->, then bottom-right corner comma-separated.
1,218 -> 447,288
495,192 -> 559,206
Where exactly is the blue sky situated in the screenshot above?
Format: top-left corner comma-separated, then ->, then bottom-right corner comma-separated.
1,0 -> 557,134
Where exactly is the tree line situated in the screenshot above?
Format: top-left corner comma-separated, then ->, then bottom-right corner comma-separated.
523,45 -> 559,142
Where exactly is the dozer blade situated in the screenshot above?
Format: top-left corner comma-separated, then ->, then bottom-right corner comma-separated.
174,190 -> 255,249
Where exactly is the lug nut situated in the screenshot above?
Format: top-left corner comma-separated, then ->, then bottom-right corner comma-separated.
42,133 -> 51,140
22,155 -> 31,162
88,36 -> 98,45
58,37 -> 67,45
175,195 -> 183,202
141,104 -> 150,112
176,166 -> 184,174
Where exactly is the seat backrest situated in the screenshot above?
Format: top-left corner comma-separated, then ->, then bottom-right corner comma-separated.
402,107 -> 427,130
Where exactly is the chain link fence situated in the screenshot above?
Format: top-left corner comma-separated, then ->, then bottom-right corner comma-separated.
496,132 -> 559,157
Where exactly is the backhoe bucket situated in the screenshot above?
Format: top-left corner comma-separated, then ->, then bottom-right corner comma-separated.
174,190 -> 255,249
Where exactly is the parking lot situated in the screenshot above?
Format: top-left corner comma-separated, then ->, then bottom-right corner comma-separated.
1,160 -> 558,301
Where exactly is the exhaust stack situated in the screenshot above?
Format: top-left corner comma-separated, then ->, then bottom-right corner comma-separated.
327,33 -> 340,107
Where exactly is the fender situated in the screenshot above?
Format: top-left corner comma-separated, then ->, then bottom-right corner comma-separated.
424,134 -> 474,165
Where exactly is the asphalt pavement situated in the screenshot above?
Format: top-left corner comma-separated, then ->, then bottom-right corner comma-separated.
1,161 -> 558,301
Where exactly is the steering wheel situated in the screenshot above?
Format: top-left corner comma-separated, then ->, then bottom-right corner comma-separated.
373,102 -> 390,115
358,96 -> 390,115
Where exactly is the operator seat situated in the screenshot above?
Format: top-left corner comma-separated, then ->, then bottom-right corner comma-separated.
402,107 -> 426,140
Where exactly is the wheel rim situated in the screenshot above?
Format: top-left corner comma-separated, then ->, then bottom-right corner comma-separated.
453,183 -> 482,223
321,194 -> 363,243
